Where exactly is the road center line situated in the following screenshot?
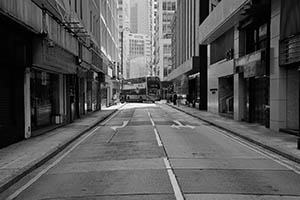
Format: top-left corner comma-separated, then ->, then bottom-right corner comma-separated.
154,128 -> 163,147
147,110 -> 162,146
147,109 -> 184,199
163,158 -> 184,200
150,118 -> 155,126
6,126 -> 101,200
147,110 -> 155,126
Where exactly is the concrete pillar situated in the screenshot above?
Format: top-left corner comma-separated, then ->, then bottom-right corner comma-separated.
233,26 -> 245,121
63,75 -> 67,123
269,0 -> 287,131
234,73 -> 245,121
24,68 -> 31,138
59,74 -> 64,123
84,77 -> 87,113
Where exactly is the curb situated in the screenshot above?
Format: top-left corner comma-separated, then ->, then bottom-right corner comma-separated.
168,104 -> 300,165
0,109 -> 118,194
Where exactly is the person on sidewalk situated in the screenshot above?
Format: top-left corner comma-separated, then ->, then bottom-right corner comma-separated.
173,93 -> 177,105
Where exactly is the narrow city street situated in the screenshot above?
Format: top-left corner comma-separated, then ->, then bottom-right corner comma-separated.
1,103 -> 300,200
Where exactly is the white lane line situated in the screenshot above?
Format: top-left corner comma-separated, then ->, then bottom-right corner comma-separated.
212,127 -> 300,174
147,110 -> 162,146
147,110 -> 155,126
6,126 -> 101,200
150,118 -> 155,126
163,158 -> 184,200
148,109 -> 184,199
154,128 -> 163,147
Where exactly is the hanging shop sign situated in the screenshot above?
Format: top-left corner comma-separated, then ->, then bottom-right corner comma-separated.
92,51 -> 104,72
279,34 -> 300,67
235,48 -> 266,78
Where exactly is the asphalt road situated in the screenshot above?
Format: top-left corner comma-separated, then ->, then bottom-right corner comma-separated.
2,103 -> 300,200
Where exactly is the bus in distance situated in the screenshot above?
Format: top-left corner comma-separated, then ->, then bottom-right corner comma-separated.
121,76 -> 161,103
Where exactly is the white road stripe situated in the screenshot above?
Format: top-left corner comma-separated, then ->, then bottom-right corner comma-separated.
147,110 -> 162,146
150,118 -> 155,126
6,126 -> 101,200
154,128 -> 163,147
147,110 -> 155,126
163,158 -> 184,200
149,109 -> 184,199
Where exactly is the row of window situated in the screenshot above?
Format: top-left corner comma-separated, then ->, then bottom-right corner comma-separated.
162,1 -> 176,11
210,21 -> 268,65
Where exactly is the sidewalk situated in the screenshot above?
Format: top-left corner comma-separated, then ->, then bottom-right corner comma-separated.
0,103 -> 124,193
168,103 -> 300,164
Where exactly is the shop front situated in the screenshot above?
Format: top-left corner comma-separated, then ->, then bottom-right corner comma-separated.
0,14 -> 33,147
235,49 -> 269,127
31,38 -> 77,133
86,71 -> 101,112
30,69 -> 60,131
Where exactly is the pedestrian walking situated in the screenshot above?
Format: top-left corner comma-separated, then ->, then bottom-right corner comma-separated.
173,93 -> 177,105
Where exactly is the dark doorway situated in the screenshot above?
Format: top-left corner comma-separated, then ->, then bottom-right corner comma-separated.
245,77 -> 269,125
219,75 -> 234,117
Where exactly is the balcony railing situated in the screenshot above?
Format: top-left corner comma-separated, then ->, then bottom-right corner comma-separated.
279,33 -> 300,66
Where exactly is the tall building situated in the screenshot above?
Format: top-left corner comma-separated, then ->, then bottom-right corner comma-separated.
149,0 -> 158,76
118,0 -> 131,86
167,0 -> 209,108
121,0 -> 154,80
124,33 -> 152,79
154,0 -> 177,81
0,0 -> 120,148
118,0 -> 131,31
100,0 -> 120,108
197,0 -> 300,132
130,0 -> 151,35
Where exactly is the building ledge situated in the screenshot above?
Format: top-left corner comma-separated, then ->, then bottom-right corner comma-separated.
199,0 -> 249,44
167,57 -> 200,81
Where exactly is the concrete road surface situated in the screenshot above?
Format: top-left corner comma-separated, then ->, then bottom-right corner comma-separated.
1,103 -> 300,200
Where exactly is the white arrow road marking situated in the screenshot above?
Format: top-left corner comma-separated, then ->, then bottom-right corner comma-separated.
185,124 -> 195,129
111,120 -> 129,131
174,120 -> 183,126
171,120 -> 195,129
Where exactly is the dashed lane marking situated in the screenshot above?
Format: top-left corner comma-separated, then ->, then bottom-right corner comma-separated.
164,158 -> 184,200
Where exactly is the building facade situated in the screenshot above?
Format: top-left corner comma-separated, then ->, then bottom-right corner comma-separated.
154,0 -> 177,82
99,0 -> 120,107
124,33 -> 152,79
198,0 -> 300,133
130,0 -> 151,35
118,0 -> 130,82
0,0 -> 119,148
167,0 -> 209,108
